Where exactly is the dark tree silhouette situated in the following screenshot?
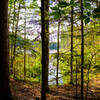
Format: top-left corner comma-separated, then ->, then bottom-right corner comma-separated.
0,0 -> 12,99
70,5 -> 74,85
56,20 -> 60,87
80,0 -> 84,99
41,0 -> 49,100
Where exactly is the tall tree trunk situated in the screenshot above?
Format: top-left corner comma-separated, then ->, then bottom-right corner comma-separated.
8,0 -> 12,70
86,53 -> 95,99
10,0 -> 16,75
70,5 -> 74,85
96,0 -> 99,7
41,0 -> 49,100
13,1 -> 20,79
56,20 -> 60,87
80,0 -> 84,99
76,58 -> 78,99
0,0 -> 12,99
24,3 -> 26,81
86,66 -> 90,99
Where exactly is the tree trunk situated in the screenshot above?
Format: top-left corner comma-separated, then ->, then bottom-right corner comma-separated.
56,20 -> 60,87
76,58 -> 78,99
96,0 -> 99,7
80,0 -> 84,99
41,0 -> 49,100
0,0 -> 12,99
86,67 -> 90,99
10,0 -> 16,75
13,1 -> 20,79
24,3 -> 26,81
8,0 -> 12,73
70,5 -> 74,85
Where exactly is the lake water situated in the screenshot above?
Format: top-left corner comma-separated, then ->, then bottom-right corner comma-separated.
48,50 -> 63,85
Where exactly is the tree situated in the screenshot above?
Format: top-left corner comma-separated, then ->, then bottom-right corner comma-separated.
70,2 -> 74,85
75,58 -> 78,99
41,0 -> 49,100
24,1 -> 26,81
13,1 -> 20,79
56,20 -> 60,87
0,0 -> 12,99
10,0 -> 16,75
80,0 -> 84,99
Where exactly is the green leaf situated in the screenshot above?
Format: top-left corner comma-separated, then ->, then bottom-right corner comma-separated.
84,2 -> 91,9
93,6 -> 100,18
79,15 -> 87,20
50,11 -> 61,19
85,17 -> 90,25
51,6 -> 59,10
60,10 -> 65,15
70,0 -> 77,7
87,12 -> 91,16
54,12 -> 61,19
93,14 -> 100,18
58,1 -> 70,8
93,7 -> 100,13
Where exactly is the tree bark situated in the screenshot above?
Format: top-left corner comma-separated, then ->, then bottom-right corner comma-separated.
70,5 -> 74,85
24,3 -> 26,81
80,0 -> 84,99
0,0 -> 12,99
41,0 -> 49,100
13,1 -> 20,79
76,58 -> 78,99
10,0 -> 16,75
56,20 -> 60,87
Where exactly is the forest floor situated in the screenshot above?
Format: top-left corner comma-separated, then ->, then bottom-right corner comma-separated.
10,77 -> 100,100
